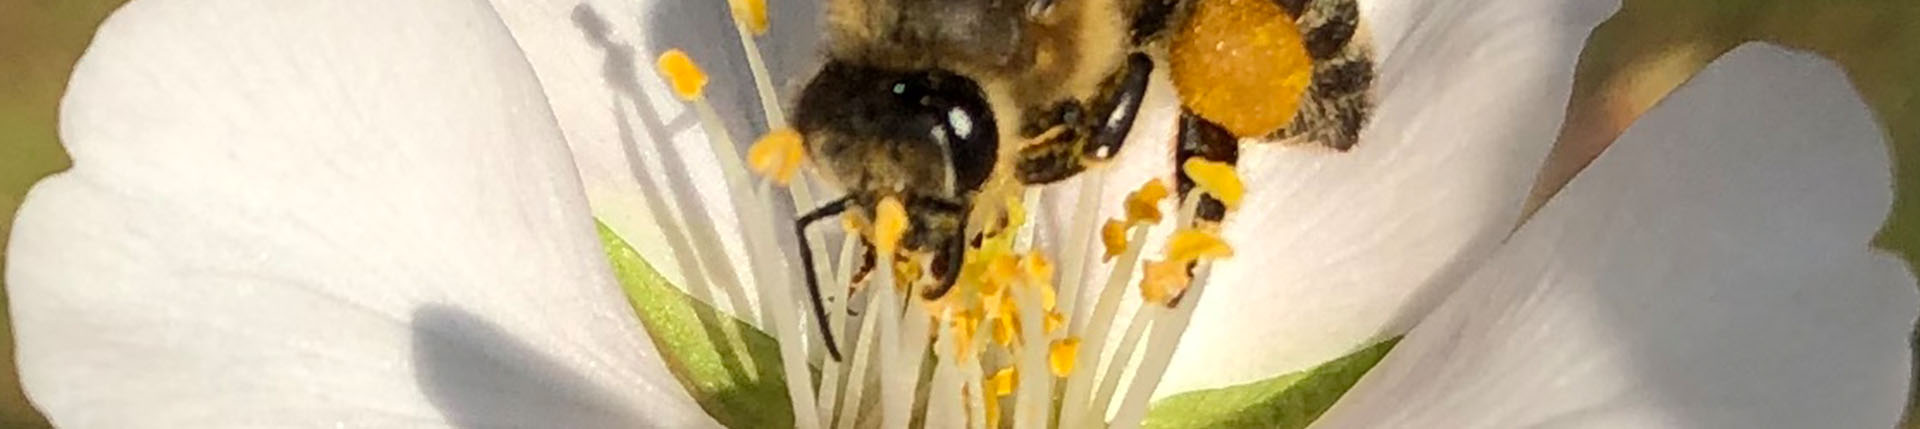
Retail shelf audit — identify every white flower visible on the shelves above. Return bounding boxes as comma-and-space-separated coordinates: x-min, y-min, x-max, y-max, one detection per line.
5, 0, 1911, 428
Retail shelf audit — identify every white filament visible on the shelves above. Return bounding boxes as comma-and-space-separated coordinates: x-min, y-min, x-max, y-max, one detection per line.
1054, 174, 1107, 325
691, 98, 822, 429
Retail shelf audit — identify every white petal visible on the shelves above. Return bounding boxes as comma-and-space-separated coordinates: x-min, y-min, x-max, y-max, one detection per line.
1043, 0, 1623, 397
486, 0, 825, 325
1314, 43, 1915, 428
6, 0, 714, 427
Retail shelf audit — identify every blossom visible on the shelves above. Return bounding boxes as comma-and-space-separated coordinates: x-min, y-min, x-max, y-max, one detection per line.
5, 0, 1911, 428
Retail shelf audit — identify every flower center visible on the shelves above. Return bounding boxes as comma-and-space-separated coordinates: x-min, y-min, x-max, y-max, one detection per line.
650, 3, 1245, 427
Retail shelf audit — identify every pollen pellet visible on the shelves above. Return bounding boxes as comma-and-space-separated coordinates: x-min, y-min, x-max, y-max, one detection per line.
873, 197, 908, 255
1049, 338, 1081, 377
1124, 179, 1170, 225
748, 129, 805, 185
1166, 229, 1235, 262
1101, 220, 1129, 261
1183, 159, 1245, 209
656, 50, 708, 101
1169, 0, 1312, 137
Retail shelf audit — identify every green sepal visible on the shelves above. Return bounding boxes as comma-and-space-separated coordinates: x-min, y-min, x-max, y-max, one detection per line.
1144, 338, 1400, 429
598, 221, 793, 429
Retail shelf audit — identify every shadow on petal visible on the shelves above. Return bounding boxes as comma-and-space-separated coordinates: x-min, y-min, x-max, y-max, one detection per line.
572, 2, 769, 331
414, 306, 648, 428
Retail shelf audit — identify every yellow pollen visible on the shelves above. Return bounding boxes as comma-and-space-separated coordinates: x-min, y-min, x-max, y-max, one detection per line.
747, 129, 805, 185
1101, 219, 1129, 261
730, 0, 769, 34
1124, 178, 1171, 225
990, 367, 1019, 397
656, 50, 707, 101
1001, 195, 1029, 236
1039, 280, 1058, 311
1140, 259, 1192, 306
1166, 228, 1235, 262
873, 197, 908, 256
1049, 338, 1081, 377
1023, 253, 1055, 297
893, 256, 922, 293
950, 310, 981, 360
1183, 159, 1245, 209
984, 253, 1020, 297
841, 212, 869, 235
1045, 310, 1065, 334
992, 308, 1018, 346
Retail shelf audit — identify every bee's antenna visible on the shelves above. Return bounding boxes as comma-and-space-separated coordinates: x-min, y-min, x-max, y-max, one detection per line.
796, 196, 854, 361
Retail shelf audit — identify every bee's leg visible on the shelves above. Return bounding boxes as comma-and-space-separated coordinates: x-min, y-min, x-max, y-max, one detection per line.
850, 241, 877, 287
844, 243, 873, 318
1176, 111, 1239, 226
795, 196, 854, 361
1015, 53, 1155, 184
1269, 0, 1374, 151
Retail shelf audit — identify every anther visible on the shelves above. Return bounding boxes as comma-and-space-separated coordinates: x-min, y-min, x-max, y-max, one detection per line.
1182, 159, 1244, 209
748, 129, 806, 185
656, 50, 707, 101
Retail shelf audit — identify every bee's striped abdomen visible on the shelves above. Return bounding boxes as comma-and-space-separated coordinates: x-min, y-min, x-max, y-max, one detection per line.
1272, 0, 1375, 150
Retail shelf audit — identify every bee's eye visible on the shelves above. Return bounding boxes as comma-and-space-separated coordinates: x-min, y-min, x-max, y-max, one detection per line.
793, 62, 999, 193
888, 72, 998, 192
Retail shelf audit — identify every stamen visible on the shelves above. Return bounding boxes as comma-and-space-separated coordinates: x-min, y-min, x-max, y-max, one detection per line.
874, 275, 909, 428
1111, 264, 1216, 429
1054, 173, 1107, 326
1182, 159, 1245, 209
1049, 338, 1081, 377
1101, 220, 1130, 261
1058, 222, 1151, 429
1139, 259, 1192, 307
657, 51, 821, 427
990, 367, 1020, 398
721, 1, 846, 372
1089, 306, 1158, 422
727, 0, 769, 35
657, 50, 707, 100
1015, 188, 1043, 250
925, 322, 966, 428
963, 330, 991, 429
1060, 179, 1168, 428
835, 269, 887, 429
874, 197, 908, 255
1111, 194, 1226, 429
1165, 229, 1235, 262
814, 236, 861, 426
986, 366, 1018, 428
748, 129, 805, 185
1123, 179, 1171, 224
887, 290, 935, 429
1012, 261, 1054, 429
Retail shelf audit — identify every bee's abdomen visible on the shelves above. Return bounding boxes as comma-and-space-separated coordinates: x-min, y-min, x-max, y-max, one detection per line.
1271, 0, 1375, 151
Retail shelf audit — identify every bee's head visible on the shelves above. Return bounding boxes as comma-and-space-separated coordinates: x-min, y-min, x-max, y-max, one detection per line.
792, 61, 999, 199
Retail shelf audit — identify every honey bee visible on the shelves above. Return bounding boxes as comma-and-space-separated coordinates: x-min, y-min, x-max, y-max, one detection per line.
789, 0, 1375, 359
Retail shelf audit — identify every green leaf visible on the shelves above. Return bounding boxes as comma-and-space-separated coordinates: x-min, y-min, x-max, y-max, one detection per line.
597, 221, 793, 429
1143, 338, 1399, 429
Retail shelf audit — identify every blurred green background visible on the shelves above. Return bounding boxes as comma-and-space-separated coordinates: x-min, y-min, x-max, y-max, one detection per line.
1, 0, 1915, 427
